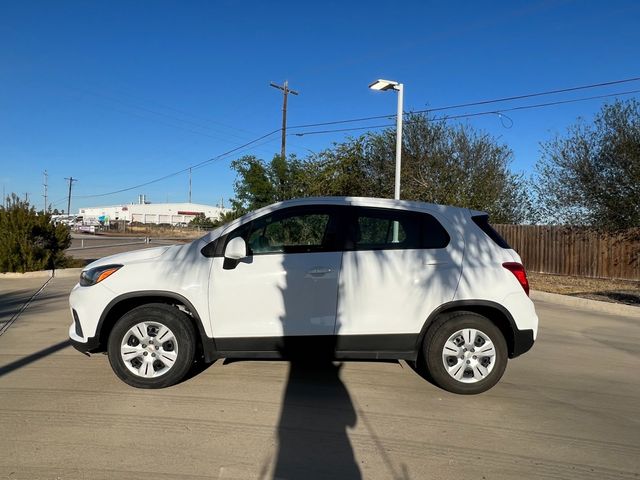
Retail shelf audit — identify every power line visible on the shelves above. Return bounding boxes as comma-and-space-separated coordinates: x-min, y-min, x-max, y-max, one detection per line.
75, 129, 281, 199
72, 79, 640, 200
423, 76, 640, 112
292, 88, 640, 136
446, 88, 640, 117
287, 75, 640, 130
66, 84, 269, 146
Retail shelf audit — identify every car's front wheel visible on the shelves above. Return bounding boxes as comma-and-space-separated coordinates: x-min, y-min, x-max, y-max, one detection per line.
107, 303, 196, 388
423, 311, 508, 394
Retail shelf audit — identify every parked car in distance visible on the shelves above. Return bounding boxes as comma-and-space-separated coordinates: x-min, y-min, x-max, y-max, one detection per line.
68, 197, 537, 394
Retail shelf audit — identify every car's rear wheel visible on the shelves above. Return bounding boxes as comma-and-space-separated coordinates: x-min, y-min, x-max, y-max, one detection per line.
107, 303, 196, 388
423, 311, 507, 394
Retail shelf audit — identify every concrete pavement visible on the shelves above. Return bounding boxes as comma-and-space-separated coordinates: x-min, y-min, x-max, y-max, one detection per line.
0, 276, 638, 479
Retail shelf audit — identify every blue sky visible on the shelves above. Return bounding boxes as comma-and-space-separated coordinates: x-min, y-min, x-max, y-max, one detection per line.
1, 0, 639, 212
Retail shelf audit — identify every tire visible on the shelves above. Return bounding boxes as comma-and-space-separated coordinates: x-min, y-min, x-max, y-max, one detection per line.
107, 303, 197, 389
423, 311, 508, 395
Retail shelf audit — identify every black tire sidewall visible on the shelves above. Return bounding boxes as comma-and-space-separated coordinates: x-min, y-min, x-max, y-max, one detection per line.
424, 312, 508, 395
107, 304, 196, 389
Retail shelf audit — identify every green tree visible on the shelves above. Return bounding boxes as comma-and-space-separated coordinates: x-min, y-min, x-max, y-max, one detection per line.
230, 155, 306, 211
211, 209, 243, 227
231, 114, 531, 223
0, 194, 72, 272
535, 99, 640, 230
392, 114, 531, 223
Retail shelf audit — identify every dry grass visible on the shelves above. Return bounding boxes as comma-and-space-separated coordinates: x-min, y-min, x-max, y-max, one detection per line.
528, 272, 640, 306
100, 228, 205, 240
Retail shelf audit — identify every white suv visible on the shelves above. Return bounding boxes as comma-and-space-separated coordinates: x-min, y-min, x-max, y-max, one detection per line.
69, 197, 537, 394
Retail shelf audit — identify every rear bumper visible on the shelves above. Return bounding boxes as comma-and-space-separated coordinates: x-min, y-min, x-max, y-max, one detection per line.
511, 328, 535, 358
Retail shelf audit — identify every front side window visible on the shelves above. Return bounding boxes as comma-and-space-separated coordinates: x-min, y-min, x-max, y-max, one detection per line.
224, 207, 342, 255
248, 212, 330, 254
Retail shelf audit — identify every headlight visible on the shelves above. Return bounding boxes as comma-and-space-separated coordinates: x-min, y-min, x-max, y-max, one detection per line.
80, 264, 123, 286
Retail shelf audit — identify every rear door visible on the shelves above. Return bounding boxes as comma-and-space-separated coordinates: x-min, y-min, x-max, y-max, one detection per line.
336, 207, 463, 339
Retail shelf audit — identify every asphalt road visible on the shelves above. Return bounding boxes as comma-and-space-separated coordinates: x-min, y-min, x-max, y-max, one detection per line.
0, 275, 638, 480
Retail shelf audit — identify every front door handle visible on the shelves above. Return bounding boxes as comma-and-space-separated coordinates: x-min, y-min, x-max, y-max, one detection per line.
306, 267, 333, 277
424, 261, 449, 266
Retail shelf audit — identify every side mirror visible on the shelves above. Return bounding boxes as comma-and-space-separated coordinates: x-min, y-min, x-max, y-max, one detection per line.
224, 237, 247, 260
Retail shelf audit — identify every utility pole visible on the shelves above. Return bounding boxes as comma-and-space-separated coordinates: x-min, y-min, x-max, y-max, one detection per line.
188, 167, 192, 203
65, 177, 77, 216
270, 80, 299, 160
43, 170, 48, 212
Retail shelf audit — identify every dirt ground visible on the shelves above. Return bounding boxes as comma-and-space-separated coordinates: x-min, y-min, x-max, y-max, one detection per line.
528, 272, 640, 306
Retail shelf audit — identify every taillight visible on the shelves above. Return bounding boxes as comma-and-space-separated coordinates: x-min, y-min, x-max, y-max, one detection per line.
502, 262, 530, 296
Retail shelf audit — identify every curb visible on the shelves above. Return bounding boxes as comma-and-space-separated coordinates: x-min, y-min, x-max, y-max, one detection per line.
53, 268, 84, 278
0, 268, 83, 280
0, 270, 53, 279
531, 290, 639, 317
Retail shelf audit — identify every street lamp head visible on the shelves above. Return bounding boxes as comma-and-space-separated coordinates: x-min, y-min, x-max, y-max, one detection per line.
369, 79, 399, 91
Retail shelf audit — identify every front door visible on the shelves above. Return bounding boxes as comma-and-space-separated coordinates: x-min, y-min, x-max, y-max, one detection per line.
209, 206, 345, 345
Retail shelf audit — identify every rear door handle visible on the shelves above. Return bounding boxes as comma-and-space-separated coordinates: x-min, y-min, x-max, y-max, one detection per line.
306, 267, 333, 277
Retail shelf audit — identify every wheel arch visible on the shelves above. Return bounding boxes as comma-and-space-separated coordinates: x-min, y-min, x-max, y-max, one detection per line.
417, 300, 521, 359
96, 291, 216, 362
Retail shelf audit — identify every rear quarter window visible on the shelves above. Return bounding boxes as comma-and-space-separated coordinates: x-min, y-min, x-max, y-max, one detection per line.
471, 215, 511, 249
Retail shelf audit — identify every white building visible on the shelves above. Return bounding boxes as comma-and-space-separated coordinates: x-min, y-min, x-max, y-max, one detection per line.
78, 201, 230, 226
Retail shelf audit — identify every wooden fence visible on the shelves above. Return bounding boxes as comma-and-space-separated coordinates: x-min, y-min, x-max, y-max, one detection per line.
493, 225, 640, 281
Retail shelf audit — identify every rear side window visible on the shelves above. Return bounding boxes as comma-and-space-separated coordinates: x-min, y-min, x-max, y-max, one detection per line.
472, 215, 511, 249
350, 208, 450, 250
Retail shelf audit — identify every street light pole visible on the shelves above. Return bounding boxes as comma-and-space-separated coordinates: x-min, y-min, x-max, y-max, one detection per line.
393, 83, 403, 201
368, 79, 404, 200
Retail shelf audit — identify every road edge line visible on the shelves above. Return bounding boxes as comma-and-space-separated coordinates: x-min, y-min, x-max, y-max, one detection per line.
0, 272, 54, 336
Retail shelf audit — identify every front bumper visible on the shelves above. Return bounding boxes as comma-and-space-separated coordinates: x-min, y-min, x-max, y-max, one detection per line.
69, 335, 101, 355
68, 281, 115, 347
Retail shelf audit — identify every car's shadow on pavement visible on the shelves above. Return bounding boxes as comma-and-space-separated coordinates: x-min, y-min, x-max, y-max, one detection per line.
180, 357, 217, 383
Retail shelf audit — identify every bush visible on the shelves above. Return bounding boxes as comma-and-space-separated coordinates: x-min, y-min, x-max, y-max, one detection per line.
189, 213, 216, 229
0, 194, 72, 272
